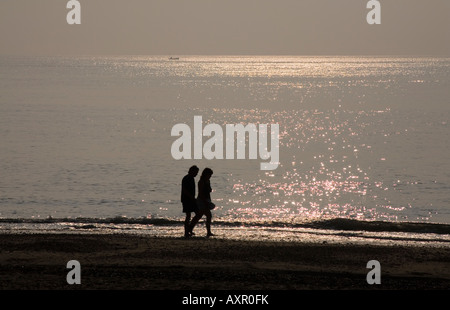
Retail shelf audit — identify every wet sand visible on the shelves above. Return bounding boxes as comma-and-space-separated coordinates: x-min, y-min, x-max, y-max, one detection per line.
0, 233, 449, 290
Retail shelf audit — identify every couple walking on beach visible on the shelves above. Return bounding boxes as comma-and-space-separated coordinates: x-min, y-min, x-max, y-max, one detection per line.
181, 165, 215, 238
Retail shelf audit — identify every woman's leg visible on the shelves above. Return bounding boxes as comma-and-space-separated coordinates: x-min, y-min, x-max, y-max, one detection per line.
205, 209, 213, 236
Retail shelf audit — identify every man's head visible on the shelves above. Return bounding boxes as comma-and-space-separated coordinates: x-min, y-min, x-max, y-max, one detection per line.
188, 165, 199, 177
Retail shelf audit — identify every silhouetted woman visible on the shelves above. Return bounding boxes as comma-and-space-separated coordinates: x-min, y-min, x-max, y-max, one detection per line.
188, 168, 214, 237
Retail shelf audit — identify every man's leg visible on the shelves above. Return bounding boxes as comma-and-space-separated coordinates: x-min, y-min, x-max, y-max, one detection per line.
184, 212, 191, 237
188, 211, 203, 235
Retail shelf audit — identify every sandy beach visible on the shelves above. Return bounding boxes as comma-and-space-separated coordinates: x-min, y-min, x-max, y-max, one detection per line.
0, 232, 449, 291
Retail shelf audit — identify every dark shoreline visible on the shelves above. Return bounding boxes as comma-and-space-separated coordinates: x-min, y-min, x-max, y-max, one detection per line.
2, 217, 450, 234
0, 232, 449, 290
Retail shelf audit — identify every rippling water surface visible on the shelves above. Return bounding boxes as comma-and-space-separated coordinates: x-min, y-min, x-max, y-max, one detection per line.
1, 56, 449, 227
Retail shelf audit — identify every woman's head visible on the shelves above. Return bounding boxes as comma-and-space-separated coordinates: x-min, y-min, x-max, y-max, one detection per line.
201, 168, 213, 180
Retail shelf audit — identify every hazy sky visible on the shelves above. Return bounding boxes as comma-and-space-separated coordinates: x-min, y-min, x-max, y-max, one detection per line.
1, 0, 449, 56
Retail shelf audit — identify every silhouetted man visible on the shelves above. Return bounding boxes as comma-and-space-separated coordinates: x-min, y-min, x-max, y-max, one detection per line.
181, 165, 199, 237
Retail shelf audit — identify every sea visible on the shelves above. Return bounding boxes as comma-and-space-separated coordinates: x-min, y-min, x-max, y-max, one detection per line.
1, 55, 450, 246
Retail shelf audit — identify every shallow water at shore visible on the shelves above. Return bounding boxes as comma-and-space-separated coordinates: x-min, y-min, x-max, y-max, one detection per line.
2, 217, 450, 248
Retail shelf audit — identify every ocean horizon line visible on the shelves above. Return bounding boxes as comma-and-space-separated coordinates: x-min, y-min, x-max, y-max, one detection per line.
2, 54, 450, 58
